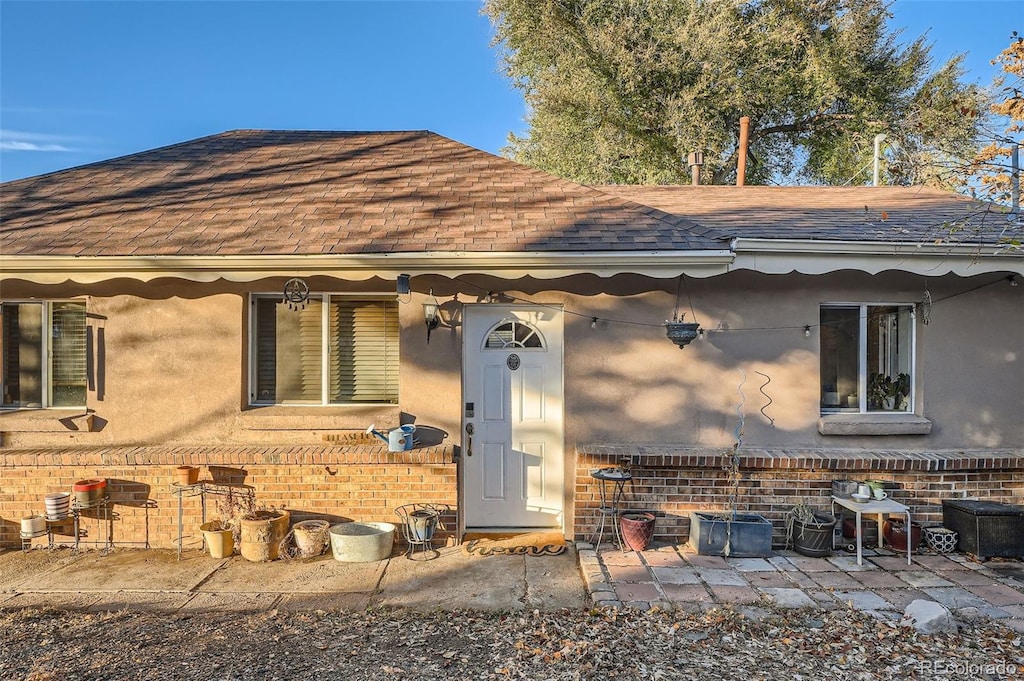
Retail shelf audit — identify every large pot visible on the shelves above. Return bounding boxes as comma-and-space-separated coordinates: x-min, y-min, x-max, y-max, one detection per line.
792, 512, 838, 557
329, 522, 395, 562
619, 512, 656, 551
200, 521, 235, 559
883, 517, 922, 552
240, 510, 290, 562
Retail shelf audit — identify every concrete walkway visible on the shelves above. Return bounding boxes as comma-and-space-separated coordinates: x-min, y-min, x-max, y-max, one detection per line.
580, 542, 1024, 631
3, 541, 1024, 633
0, 544, 586, 613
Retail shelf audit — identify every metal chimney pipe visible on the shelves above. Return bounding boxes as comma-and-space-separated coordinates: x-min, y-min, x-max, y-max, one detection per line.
687, 151, 704, 186
736, 117, 749, 186
873, 134, 887, 186
1012, 143, 1020, 213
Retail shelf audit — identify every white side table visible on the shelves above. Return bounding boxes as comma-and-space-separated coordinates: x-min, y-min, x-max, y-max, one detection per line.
831, 495, 912, 566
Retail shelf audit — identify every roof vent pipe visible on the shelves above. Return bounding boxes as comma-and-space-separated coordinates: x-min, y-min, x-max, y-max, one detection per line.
736, 117, 749, 187
873, 134, 887, 186
1012, 143, 1020, 214
687, 151, 704, 186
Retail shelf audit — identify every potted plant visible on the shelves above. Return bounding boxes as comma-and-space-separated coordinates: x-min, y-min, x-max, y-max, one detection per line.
198, 485, 254, 559
786, 502, 838, 557
868, 373, 910, 410
240, 506, 290, 562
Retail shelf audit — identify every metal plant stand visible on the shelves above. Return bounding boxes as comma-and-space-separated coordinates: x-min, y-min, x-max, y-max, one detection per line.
73, 497, 113, 554
395, 503, 446, 560
589, 467, 633, 552
171, 482, 255, 560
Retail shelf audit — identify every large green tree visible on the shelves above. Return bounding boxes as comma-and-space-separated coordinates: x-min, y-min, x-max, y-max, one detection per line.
485, 0, 987, 186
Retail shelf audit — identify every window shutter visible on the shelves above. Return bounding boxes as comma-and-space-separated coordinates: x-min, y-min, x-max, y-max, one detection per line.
330, 300, 398, 403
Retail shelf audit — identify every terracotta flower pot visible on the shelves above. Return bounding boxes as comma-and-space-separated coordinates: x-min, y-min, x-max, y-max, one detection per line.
175, 466, 200, 485
619, 512, 656, 551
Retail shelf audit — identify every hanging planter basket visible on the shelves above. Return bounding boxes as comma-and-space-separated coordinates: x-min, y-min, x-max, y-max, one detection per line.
665, 321, 701, 349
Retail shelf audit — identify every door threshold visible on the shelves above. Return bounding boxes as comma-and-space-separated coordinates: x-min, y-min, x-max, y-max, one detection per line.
463, 526, 564, 537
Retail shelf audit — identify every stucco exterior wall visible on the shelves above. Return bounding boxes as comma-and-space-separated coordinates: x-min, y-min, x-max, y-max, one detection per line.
1, 270, 1021, 451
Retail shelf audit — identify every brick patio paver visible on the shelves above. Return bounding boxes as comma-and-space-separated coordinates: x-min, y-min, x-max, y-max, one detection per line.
698, 568, 748, 587
850, 571, 908, 589
869, 556, 916, 571
708, 585, 761, 605
826, 555, 878, 572
605, 563, 653, 583
641, 550, 687, 568
768, 556, 799, 571
809, 572, 862, 590
745, 571, 798, 589
874, 588, 929, 610
759, 588, 816, 609
896, 571, 955, 589
942, 570, 999, 587
786, 557, 838, 572
726, 558, 775, 572
965, 583, 1024, 607
912, 555, 963, 571
682, 553, 729, 569
600, 550, 643, 566
921, 587, 991, 609
650, 566, 701, 585
613, 582, 662, 603
659, 583, 714, 606
833, 590, 891, 611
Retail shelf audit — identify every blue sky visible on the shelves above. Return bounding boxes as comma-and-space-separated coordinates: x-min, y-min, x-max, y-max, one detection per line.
0, 0, 1018, 182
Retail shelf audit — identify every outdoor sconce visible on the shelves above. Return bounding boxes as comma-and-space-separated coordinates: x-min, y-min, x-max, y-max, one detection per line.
423, 290, 440, 344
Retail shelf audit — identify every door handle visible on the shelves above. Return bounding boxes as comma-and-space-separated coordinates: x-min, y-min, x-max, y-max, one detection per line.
465, 423, 474, 457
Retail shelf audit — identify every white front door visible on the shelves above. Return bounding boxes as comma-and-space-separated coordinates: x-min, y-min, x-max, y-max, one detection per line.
462, 305, 564, 530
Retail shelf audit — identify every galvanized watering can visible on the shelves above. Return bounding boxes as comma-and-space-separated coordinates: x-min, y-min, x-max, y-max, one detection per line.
366, 424, 416, 452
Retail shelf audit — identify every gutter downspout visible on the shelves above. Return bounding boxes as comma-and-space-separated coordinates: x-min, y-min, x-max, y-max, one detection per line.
736, 117, 749, 186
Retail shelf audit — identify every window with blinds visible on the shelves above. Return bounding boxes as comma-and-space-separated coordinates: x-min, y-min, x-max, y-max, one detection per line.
252, 295, 398, 405
1, 301, 86, 408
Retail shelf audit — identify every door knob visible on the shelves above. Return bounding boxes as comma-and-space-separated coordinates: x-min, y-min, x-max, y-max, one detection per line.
465, 423, 474, 457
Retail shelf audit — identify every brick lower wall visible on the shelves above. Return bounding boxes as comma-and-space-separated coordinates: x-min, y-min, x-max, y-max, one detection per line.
0, 445, 457, 550
575, 446, 1024, 548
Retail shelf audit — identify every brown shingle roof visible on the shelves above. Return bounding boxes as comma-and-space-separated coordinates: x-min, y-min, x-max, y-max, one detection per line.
0, 130, 721, 256
594, 185, 1019, 246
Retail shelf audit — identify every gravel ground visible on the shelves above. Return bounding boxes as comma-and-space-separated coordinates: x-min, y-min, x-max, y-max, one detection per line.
2, 605, 1022, 680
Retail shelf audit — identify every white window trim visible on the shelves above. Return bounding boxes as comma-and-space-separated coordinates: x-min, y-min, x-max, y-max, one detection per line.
0, 299, 87, 410
820, 301, 917, 416
247, 292, 398, 407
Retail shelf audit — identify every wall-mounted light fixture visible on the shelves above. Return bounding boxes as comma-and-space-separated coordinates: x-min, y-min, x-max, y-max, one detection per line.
423, 289, 440, 344
804, 325, 811, 337
1010, 275, 1019, 288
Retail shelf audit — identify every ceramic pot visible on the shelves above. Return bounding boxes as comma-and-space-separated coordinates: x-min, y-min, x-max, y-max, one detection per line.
619, 512, 656, 551
292, 519, 330, 557
883, 517, 922, 551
